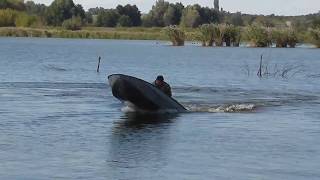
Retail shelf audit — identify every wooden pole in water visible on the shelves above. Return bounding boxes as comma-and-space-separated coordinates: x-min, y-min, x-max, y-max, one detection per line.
257, 54, 263, 78
97, 56, 101, 73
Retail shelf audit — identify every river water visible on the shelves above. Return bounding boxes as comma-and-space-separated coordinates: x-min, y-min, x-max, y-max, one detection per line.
0, 37, 320, 179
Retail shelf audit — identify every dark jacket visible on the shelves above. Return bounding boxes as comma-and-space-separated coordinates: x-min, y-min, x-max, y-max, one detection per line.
153, 81, 172, 97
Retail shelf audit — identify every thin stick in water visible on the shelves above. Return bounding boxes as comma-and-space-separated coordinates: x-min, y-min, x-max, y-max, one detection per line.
257, 54, 263, 78
97, 56, 101, 73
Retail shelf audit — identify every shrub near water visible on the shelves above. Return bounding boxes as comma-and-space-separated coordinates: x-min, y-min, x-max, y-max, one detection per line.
224, 24, 241, 47
309, 28, 320, 48
0, 9, 41, 27
197, 24, 215, 46
246, 25, 271, 47
163, 25, 185, 46
213, 24, 226, 46
15, 13, 38, 27
62, 16, 82, 30
0, 9, 17, 26
271, 28, 298, 48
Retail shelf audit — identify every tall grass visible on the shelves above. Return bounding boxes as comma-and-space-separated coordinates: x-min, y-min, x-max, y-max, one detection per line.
212, 24, 226, 46
271, 28, 298, 48
224, 25, 241, 47
197, 24, 215, 46
163, 25, 185, 46
0, 9, 41, 27
246, 25, 271, 47
309, 28, 320, 48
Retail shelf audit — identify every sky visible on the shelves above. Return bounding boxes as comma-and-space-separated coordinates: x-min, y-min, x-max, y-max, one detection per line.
32, 0, 320, 16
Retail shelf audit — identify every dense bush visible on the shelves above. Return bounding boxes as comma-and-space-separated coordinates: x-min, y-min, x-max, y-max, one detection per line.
309, 28, 320, 48
0, 0, 25, 11
15, 13, 38, 27
117, 15, 132, 27
224, 24, 241, 46
96, 9, 119, 27
0, 9, 40, 27
62, 16, 82, 30
116, 4, 141, 26
271, 28, 298, 48
0, 8, 17, 26
163, 25, 185, 46
246, 25, 271, 47
212, 24, 226, 46
45, 0, 85, 26
180, 6, 201, 28
197, 23, 215, 46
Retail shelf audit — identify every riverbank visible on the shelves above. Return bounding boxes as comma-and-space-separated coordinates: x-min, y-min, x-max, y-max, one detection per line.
0, 27, 317, 48
0, 27, 166, 40
0, 27, 200, 41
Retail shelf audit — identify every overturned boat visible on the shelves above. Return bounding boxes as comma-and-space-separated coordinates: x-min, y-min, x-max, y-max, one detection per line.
108, 74, 186, 113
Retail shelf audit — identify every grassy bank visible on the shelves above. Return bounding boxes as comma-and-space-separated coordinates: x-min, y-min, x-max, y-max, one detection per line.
0, 27, 169, 40
0, 26, 317, 47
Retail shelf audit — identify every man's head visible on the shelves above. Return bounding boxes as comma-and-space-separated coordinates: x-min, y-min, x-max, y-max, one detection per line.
155, 75, 164, 85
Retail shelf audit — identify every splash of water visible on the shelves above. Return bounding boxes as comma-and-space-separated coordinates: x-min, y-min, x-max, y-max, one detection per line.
185, 103, 257, 113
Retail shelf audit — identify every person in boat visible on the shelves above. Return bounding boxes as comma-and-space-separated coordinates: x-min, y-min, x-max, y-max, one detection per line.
153, 75, 172, 97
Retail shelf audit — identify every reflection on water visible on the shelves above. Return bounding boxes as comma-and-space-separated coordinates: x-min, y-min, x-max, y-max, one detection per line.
107, 113, 179, 177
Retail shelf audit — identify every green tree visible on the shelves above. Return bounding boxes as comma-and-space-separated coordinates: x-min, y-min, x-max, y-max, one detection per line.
141, 14, 153, 27
96, 9, 119, 27
15, 12, 38, 27
45, 0, 85, 26
62, 16, 82, 30
0, 8, 17, 26
0, 0, 25, 11
117, 15, 132, 27
25, 1, 46, 16
180, 6, 201, 28
116, 4, 141, 26
148, 0, 170, 26
163, 5, 175, 26
230, 12, 244, 26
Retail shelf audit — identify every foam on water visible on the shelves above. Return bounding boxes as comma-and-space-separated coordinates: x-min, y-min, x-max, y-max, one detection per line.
185, 103, 257, 113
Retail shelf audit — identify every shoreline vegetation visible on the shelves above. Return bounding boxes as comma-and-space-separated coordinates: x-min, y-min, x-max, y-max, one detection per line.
1, 0, 320, 47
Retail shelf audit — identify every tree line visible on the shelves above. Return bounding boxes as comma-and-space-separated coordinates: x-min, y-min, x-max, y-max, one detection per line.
0, 0, 320, 31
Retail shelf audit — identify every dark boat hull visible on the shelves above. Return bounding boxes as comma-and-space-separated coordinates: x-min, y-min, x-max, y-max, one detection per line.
108, 74, 186, 112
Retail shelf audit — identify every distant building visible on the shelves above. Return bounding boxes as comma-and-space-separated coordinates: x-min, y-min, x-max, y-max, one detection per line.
214, 0, 219, 11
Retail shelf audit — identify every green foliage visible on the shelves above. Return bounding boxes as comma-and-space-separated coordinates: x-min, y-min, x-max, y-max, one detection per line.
312, 17, 320, 29
0, 8, 40, 27
0, 0, 25, 11
271, 28, 298, 48
0, 8, 17, 26
246, 25, 271, 47
272, 29, 288, 47
25, 1, 46, 16
197, 23, 214, 46
287, 29, 298, 48
309, 28, 320, 48
229, 12, 244, 26
142, 1, 185, 27
116, 4, 141, 26
15, 12, 38, 27
162, 3, 184, 26
141, 14, 153, 27
212, 24, 226, 46
148, 0, 170, 26
180, 6, 201, 28
62, 16, 82, 30
96, 9, 119, 27
224, 24, 241, 46
117, 15, 132, 27
45, 0, 85, 26
163, 25, 185, 46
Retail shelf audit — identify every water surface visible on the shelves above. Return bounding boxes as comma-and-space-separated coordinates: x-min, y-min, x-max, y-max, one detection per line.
0, 37, 320, 179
